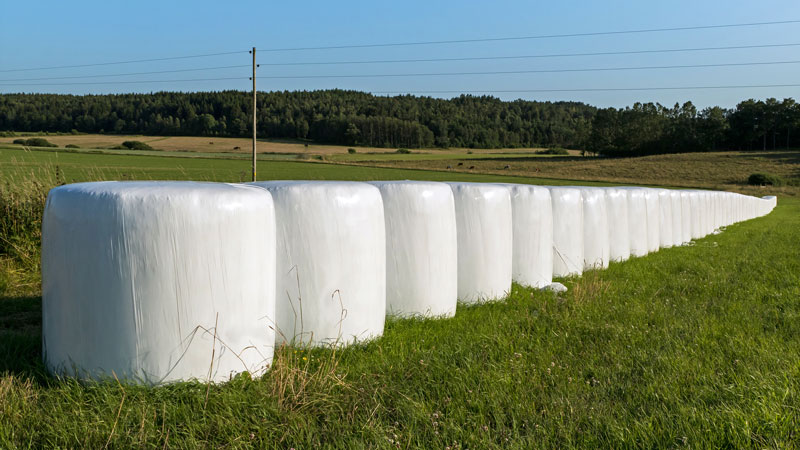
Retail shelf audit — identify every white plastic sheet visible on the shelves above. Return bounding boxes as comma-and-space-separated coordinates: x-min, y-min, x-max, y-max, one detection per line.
547, 187, 584, 277
572, 187, 610, 270
603, 188, 631, 262
679, 191, 692, 244
42, 181, 276, 384
689, 191, 704, 239
655, 189, 673, 248
497, 184, 553, 288
669, 190, 683, 246
643, 188, 661, 252
619, 187, 648, 257
762, 195, 777, 214
700, 191, 711, 236
252, 181, 385, 346
369, 181, 458, 317
448, 183, 513, 302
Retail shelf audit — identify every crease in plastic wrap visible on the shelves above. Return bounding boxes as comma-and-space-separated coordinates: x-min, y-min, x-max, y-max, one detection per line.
547, 187, 584, 277
496, 184, 553, 288
603, 188, 630, 262
447, 183, 512, 302
369, 181, 457, 317
655, 189, 674, 248
619, 187, 648, 257
251, 181, 386, 346
571, 187, 610, 270
42, 181, 276, 384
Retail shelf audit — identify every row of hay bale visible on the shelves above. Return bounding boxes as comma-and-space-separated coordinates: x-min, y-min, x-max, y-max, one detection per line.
41, 181, 776, 384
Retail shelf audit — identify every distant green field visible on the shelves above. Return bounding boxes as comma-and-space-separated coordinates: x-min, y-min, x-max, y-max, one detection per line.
0, 146, 601, 186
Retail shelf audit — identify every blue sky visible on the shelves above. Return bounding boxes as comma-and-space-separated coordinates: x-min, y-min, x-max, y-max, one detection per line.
1, 0, 799, 108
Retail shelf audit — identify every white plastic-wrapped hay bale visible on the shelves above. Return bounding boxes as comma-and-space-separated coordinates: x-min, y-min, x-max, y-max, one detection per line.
42, 181, 276, 384
447, 183, 512, 302
571, 187, 610, 270
689, 191, 704, 239
720, 192, 730, 226
251, 181, 385, 346
643, 188, 661, 252
603, 187, 630, 262
619, 187, 648, 257
497, 184, 553, 288
703, 191, 713, 234
713, 191, 723, 230
707, 191, 716, 231
547, 187, 584, 277
763, 195, 777, 214
679, 191, 692, 244
369, 181, 457, 317
655, 189, 673, 249
669, 190, 683, 246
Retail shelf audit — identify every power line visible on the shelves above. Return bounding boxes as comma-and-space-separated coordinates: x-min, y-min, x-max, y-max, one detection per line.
257, 20, 800, 52
0, 65, 251, 82
254, 59, 800, 79
2, 81, 797, 94
258, 42, 800, 66
0, 77, 247, 86
371, 84, 800, 94
0, 50, 248, 73
4, 59, 799, 86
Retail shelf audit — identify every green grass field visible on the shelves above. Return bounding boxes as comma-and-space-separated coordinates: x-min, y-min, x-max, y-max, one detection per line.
0, 146, 599, 186
1, 145, 797, 448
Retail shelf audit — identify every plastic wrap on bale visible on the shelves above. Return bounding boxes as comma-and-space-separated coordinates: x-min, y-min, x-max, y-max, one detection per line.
679, 191, 692, 244
642, 188, 661, 253
712, 191, 722, 231
655, 189, 673, 249
618, 187, 648, 257
707, 192, 717, 231
688, 191, 704, 239
669, 190, 683, 246
447, 183, 512, 302
762, 196, 777, 214
603, 188, 631, 262
495, 184, 553, 288
251, 181, 385, 346
42, 182, 276, 384
547, 187, 584, 277
571, 187, 610, 270
369, 181, 457, 317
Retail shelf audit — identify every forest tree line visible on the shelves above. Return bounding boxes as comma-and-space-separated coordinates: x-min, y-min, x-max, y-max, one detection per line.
0, 91, 798, 155
587, 98, 800, 156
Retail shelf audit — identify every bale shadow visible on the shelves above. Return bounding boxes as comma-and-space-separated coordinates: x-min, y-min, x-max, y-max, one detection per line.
0, 295, 47, 379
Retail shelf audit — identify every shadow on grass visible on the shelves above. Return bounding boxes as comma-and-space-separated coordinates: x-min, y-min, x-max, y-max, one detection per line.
0, 295, 47, 380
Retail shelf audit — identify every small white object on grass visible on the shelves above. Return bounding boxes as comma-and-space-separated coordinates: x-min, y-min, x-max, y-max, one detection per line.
543, 282, 568, 294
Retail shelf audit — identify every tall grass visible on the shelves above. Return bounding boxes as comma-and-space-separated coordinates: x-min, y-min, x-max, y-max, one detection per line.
0, 171, 53, 296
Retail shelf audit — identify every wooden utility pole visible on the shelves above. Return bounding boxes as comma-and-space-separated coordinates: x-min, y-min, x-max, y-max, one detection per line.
251, 46, 257, 182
